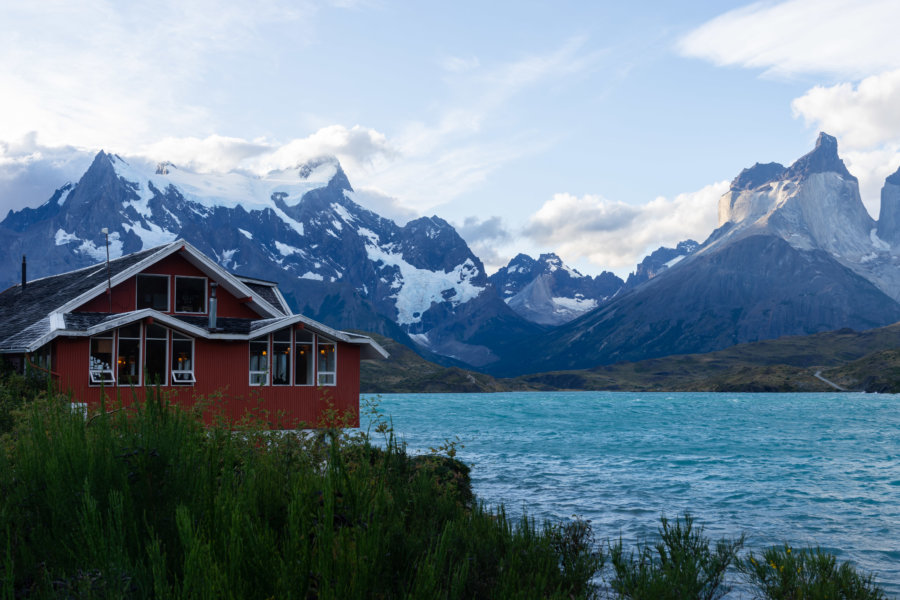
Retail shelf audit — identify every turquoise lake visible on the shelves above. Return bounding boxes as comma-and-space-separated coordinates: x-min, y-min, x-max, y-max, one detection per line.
361, 392, 900, 595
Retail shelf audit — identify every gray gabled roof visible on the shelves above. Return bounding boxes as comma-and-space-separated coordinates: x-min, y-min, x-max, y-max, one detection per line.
0, 245, 163, 350
0, 241, 387, 360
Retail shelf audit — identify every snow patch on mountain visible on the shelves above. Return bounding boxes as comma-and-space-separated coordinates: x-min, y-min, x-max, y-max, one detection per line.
122, 222, 178, 248
55, 229, 79, 246
331, 203, 355, 224
551, 296, 597, 313
665, 255, 685, 268
274, 241, 303, 257
58, 187, 74, 206
364, 241, 485, 324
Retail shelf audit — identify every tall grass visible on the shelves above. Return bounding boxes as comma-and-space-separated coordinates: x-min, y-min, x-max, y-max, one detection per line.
0, 384, 600, 599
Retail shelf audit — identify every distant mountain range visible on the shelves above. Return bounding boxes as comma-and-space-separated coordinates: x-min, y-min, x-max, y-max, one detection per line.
488, 133, 900, 375
3, 132, 900, 377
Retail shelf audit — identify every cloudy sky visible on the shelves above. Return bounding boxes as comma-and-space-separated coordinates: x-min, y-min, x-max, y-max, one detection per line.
2, 0, 900, 277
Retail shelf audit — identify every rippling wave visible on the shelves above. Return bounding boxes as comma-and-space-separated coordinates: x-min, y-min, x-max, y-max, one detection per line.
362, 392, 900, 595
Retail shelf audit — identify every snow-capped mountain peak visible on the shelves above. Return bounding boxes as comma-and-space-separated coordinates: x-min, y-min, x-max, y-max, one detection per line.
0, 149, 522, 368
489, 252, 623, 326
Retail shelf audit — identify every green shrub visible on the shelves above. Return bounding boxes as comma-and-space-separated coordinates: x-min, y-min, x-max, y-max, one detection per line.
608, 513, 744, 600
0, 388, 602, 599
739, 544, 886, 600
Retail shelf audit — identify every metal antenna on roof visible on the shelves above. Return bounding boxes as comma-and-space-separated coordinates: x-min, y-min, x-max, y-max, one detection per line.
101, 228, 111, 313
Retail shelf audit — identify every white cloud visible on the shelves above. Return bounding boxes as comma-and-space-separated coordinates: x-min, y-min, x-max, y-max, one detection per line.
843, 147, 900, 218
524, 182, 728, 273
138, 126, 395, 175
0, 134, 95, 213
678, 0, 900, 78
345, 188, 418, 224
361, 38, 600, 214
0, 1, 311, 151
455, 216, 511, 272
791, 70, 900, 148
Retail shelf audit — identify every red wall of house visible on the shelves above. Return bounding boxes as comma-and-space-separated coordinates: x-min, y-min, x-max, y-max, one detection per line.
75, 252, 259, 319
52, 336, 361, 428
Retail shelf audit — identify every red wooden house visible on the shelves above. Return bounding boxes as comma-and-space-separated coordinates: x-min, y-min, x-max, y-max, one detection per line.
0, 240, 387, 428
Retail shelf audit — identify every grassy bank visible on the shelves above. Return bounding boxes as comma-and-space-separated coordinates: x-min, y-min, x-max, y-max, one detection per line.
0, 373, 889, 598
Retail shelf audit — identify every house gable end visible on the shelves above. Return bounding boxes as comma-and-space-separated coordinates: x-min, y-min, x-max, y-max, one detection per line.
74, 253, 260, 319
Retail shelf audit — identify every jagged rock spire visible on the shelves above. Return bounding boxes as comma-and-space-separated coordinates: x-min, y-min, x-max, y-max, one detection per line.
784, 132, 856, 181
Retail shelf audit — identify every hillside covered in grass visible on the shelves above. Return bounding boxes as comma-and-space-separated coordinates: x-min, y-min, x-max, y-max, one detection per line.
362, 323, 900, 393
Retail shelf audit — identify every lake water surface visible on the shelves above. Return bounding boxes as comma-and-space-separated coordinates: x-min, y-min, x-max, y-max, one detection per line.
361, 392, 900, 595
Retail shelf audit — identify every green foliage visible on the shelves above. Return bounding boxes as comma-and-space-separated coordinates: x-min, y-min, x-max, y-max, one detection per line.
608, 514, 744, 600
739, 544, 887, 600
0, 370, 52, 437
0, 387, 601, 599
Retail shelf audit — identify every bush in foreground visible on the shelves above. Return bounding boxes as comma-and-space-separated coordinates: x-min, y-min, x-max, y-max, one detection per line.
739, 544, 886, 600
0, 387, 601, 599
608, 513, 744, 600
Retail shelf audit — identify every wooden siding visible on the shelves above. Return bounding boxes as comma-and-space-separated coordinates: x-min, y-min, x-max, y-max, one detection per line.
52, 334, 361, 428
75, 252, 259, 319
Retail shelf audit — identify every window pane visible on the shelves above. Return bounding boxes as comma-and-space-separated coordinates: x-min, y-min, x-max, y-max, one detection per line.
137, 275, 168, 311
249, 339, 268, 385
147, 324, 167, 339
146, 339, 167, 385
295, 343, 313, 385
172, 340, 192, 372
273, 327, 291, 342
117, 338, 141, 385
272, 342, 291, 385
318, 343, 335, 373
175, 277, 206, 313
90, 337, 113, 372
119, 324, 140, 339
317, 340, 336, 386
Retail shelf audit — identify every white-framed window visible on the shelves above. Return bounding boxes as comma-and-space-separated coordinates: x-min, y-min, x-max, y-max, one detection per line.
89, 332, 115, 385
294, 330, 315, 386
317, 338, 336, 386
145, 323, 168, 386
117, 323, 142, 386
174, 276, 207, 314
171, 332, 196, 384
136, 274, 169, 311
272, 328, 292, 386
249, 336, 269, 386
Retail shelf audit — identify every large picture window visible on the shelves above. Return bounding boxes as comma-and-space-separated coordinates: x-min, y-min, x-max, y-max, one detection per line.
174, 276, 206, 313
89, 333, 115, 384
317, 338, 336, 386
117, 324, 141, 386
295, 330, 314, 386
272, 328, 291, 385
145, 324, 168, 386
249, 336, 269, 386
136, 274, 169, 311
171, 333, 195, 384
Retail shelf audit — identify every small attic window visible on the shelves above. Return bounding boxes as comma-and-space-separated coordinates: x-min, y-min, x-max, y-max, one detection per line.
137, 274, 169, 311
175, 276, 206, 314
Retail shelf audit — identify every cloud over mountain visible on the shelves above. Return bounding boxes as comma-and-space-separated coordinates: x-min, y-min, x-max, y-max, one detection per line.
524, 182, 725, 272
